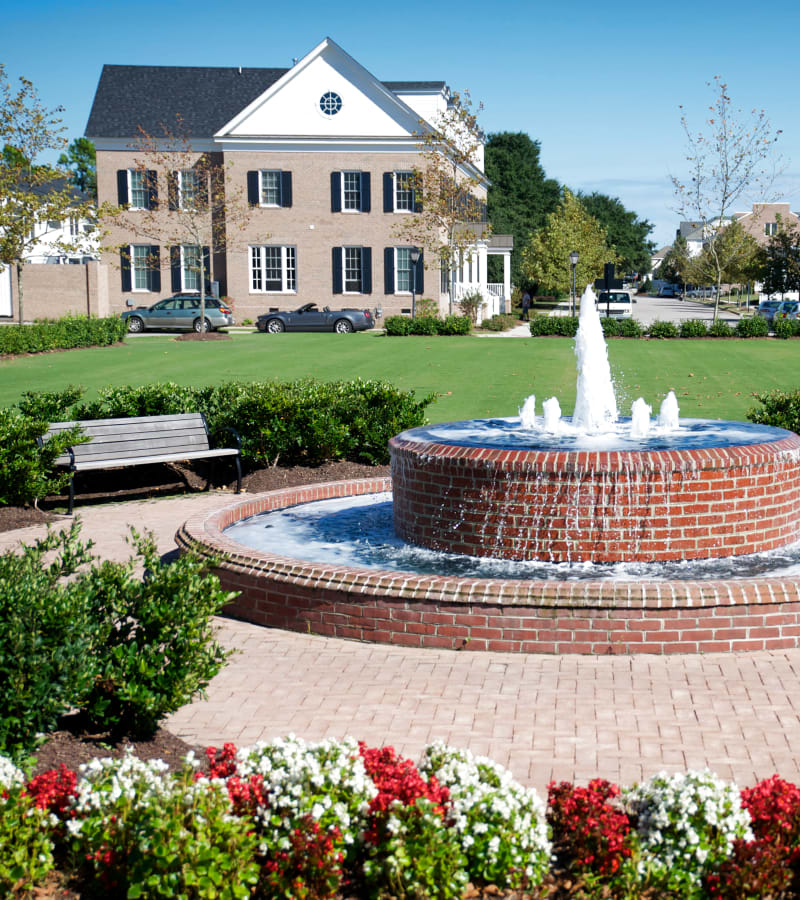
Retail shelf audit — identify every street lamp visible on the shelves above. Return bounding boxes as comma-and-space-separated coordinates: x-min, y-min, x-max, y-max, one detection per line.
409, 247, 421, 318
569, 251, 579, 317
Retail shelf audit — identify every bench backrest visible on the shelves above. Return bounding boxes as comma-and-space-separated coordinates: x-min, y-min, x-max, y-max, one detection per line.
46, 413, 212, 465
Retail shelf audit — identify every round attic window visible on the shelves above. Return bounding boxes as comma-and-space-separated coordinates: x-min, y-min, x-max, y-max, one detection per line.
319, 91, 342, 116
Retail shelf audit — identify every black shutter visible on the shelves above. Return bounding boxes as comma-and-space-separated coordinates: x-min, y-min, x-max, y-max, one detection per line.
247, 171, 260, 206
383, 172, 393, 212
281, 171, 292, 208
415, 251, 424, 294
384, 247, 395, 294
149, 246, 161, 292
332, 247, 342, 294
120, 247, 131, 291
170, 247, 181, 292
202, 246, 211, 292
330, 171, 341, 212
146, 170, 158, 210
361, 172, 371, 212
362, 247, 372, 294
117, 170, 129, 206
168, 172, 178, 211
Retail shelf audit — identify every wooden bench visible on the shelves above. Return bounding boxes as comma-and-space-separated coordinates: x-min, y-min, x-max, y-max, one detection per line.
42, 413, 242, 514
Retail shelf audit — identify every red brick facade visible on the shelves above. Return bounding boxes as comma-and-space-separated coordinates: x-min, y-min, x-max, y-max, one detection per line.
390, 435, 800, 563
177, 479, 800, 655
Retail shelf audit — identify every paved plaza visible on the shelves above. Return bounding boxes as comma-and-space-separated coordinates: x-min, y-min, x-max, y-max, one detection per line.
4, 491, 800, 794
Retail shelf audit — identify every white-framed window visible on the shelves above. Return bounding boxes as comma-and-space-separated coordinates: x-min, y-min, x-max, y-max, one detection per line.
250, 245, 297, 293
343, 171, 362, 211
131, 245, 152, 291
765, 222, 778, 236
344, 246, 363, 293
129, 170, 148, 209
178, 169, 200, 209
69, 217, 80, 237
395, 247, 413, 293
394, 172, 414, 211
181, 244, 201, 292
260, 171, 282, 206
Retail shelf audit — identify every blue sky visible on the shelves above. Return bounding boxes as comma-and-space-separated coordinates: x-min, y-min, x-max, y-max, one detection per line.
4, 0, 799, 249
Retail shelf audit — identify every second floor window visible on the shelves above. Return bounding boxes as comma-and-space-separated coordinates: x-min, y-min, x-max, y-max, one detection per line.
394, 172, 414, 211
765, 222, 778, 236
130, 170, 148, 209
343, 172, 362, 210
179, 169, 200, 209
261, 171, 282, 206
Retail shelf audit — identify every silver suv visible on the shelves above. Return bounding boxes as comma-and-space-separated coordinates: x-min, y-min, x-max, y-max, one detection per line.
121, 294, 235, 333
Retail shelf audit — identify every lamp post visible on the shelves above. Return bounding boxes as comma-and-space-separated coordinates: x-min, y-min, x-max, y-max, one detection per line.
409, 247, 421, 318
569, 250, 579, 317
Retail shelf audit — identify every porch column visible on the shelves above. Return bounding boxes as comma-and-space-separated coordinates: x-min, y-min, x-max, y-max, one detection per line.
503, 253, 511, 313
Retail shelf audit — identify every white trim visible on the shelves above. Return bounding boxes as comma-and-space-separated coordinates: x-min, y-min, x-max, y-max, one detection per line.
91, 137, 216, 153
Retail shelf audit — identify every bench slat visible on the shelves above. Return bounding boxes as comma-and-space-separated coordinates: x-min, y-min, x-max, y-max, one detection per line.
71, 448, 239, 472
48, 413, 206, 431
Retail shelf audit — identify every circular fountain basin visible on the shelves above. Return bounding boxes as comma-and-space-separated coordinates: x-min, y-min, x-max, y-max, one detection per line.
390, 418, 800, 564
178, 478, 800, 655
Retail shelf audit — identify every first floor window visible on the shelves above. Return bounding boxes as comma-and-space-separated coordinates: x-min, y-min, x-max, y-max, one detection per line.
344, 247, 363, 292
250, 245, 297, 292
132, 245, 152, 290
181, 245, 201, 292
395, 247, 413, 292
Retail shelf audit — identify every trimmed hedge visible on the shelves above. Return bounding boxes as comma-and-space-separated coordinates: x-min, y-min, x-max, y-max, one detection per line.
529, 315, 579, 337
384, 315, 471, 336
527, 314, 778, 340
0, 316, 127, 355
735, 316, 770, 338
1, 379, 436, 504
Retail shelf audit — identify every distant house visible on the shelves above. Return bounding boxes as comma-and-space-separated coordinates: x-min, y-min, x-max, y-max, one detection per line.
85, 37, 512, 323
733, 203, 800, 246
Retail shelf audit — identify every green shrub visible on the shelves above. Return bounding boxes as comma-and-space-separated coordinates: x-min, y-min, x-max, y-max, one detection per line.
647, 320, 679, 339
409, 315, 439, 336
773, 319, 794, 339
0, 315, 126, 356
457, 290, 485, 323
0, 523, 98, 758
16, 385, 86, 421
708, 319, 734, 337
617, 318, 643, 338
679, 319, 709, 338
384, 315, 413, 336
480, 314, 517, 332
529, 315, 578, 337
748, 389, 800, 434
437, 314, 471, 335
735, 315, 769, 338
0, 410, 86, 506
80, 530, 234, 737
601, 318, 620, 336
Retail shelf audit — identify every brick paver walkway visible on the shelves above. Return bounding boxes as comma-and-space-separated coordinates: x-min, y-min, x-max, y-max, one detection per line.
5, 491, 800, 794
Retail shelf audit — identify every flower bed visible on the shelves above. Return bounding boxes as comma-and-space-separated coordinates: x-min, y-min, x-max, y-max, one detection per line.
3, 737, 800, 898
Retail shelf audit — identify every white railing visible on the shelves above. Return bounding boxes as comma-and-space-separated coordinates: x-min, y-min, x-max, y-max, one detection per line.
486, 283, 506, 299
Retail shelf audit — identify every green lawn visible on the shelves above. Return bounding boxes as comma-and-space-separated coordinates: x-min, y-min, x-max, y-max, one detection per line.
1, 331, 797, 423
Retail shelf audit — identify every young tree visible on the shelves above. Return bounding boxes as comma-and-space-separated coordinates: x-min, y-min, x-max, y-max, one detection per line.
685, 219, 761, 300
672, 76, 783, 319
0, 65, 93, 323
392, 90, 489, 313
484, 132, 560, 286
577, 191, 655, 277
104, 117, 252, 337
520, 189, 617, 296
658, 233, 691, 286
58, 137, 97, 199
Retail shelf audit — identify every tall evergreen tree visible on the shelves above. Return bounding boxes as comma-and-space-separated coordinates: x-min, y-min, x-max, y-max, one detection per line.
577, 191, 655, 276
484, 132, 560, 286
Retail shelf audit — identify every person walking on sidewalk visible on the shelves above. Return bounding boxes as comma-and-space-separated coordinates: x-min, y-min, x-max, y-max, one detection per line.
521, 290, 532, 321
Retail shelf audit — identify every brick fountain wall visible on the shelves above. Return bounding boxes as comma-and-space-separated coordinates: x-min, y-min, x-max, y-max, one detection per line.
177, 477, 800, 655
390, 434, 800, 563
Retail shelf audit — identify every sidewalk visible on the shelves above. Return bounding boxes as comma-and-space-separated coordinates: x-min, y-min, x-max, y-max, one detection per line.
4, 492, 800, 794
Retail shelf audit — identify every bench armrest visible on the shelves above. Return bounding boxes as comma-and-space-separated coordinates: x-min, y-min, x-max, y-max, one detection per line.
212, 425, 242, 452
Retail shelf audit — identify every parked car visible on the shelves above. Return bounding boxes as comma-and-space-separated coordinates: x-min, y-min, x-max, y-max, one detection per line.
759, 299, 800, 323
685, 287, 714, 299
658, 284, 683, 298
257, 303, 375, 333
596, 290, 633, 319
121, 295, 234, 333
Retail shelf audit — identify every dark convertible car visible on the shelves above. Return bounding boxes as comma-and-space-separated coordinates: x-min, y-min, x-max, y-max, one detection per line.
256, 303, 374, 334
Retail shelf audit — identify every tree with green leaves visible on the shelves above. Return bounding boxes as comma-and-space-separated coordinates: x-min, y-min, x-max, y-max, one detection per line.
393, 90, 489, 313
520, 189, 617, 296
685, 219, 761, 299
577, 191, 655, 277
759, 216, 800, 299
672, 76, 783, 319
0, 65, 94, 323
58, 137, 96, 199
484, 132, 560, 286
658, 233, 691, 286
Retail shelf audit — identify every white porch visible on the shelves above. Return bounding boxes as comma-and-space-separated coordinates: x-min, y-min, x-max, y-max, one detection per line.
442, 233, 514, 323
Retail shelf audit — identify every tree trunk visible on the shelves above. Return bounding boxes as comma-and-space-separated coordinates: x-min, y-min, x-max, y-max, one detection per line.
16, 261, 24, 325
199, 257, 206, 340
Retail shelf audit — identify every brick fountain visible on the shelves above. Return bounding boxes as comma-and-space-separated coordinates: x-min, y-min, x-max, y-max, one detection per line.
178, 289, 800, 654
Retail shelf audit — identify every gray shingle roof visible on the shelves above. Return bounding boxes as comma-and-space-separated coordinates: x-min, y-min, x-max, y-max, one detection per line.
86, 66, 445, 139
